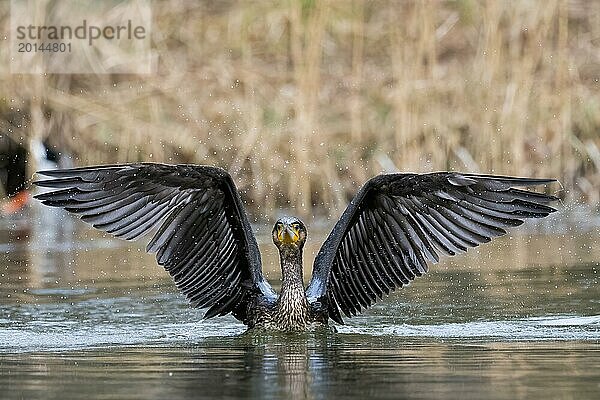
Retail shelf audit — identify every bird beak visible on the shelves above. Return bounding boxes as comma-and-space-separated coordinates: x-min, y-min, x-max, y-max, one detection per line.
279, 225, 299, 244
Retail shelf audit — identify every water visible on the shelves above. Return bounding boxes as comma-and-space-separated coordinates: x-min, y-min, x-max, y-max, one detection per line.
1, 206, 599, 399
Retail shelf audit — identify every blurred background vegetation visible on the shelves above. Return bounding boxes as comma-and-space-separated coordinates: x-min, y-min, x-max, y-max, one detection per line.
0, 0, 599, 218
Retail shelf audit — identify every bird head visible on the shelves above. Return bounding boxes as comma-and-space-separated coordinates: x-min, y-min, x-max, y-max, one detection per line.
272, 216, 307, 250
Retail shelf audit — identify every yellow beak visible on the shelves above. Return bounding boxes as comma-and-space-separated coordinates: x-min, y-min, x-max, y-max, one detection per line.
279, 226, 299, 244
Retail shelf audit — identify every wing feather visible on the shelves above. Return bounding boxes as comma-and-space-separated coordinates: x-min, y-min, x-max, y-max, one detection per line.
306, 172, 558, 322
34, 163, 276, 323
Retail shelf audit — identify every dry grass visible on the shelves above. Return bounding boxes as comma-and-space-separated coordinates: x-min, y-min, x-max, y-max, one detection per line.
1, 1, 600, 218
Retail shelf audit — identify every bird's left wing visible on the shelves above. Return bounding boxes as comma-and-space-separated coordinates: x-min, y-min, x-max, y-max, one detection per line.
34, 163, 277, 322
305, 172, 558, 324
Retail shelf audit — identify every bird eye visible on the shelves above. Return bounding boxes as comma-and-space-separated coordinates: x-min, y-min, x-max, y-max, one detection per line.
292, 223, 300, 230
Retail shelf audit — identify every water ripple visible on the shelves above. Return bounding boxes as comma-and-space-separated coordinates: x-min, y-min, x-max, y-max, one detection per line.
340, 315, 600, 341
0, 320, 245, 353
1, 314, 598, 353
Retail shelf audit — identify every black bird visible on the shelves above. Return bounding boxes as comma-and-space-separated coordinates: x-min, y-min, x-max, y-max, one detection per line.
0, 136, 68, 215
34, 163, 558, 331
0, 134, 28, 213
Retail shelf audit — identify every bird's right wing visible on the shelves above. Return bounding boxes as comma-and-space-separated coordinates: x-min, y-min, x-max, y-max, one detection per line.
34, 163, 277, 322
305, 172, 558, 324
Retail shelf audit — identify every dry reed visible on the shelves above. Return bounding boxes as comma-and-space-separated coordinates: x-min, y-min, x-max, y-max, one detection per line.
0, 1, 599, 219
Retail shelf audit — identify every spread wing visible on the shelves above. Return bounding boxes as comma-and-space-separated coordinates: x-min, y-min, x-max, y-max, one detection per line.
305, 172, 558, 324
34, 163, 277, 322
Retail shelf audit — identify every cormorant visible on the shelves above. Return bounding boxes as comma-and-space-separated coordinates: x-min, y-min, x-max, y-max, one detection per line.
0, 134, 28, 214
1, 136, 67, 215
34, 163, 558, 331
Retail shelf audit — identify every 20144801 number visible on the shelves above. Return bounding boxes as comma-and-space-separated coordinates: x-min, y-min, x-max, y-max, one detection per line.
17, 42, 72, 53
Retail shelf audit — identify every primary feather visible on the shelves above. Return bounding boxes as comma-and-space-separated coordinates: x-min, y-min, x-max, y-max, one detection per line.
306, 172, 557, 323
35, 163, 276, 323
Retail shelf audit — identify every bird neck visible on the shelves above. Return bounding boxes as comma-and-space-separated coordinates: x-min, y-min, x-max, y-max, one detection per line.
279, 246, 305, 290
275, 246, 309, 329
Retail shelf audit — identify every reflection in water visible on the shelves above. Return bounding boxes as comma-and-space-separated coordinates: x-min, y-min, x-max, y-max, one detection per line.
27, 203, 74, 285
235, 332, 333, 399
2, 336, 599, 399
0, 212, 599, 399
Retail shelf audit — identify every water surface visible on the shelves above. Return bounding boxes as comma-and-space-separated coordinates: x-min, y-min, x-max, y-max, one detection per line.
0, 206, 599, 399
